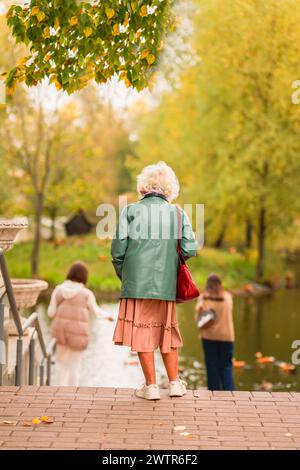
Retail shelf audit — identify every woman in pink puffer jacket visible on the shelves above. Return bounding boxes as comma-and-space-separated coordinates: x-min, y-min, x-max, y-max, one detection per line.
48, 261, 111, 386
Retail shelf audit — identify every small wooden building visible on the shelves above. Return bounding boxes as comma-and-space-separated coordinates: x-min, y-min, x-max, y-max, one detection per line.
65, 211, 93, 236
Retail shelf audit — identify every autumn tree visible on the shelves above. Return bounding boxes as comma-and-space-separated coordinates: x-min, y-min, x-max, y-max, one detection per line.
193, 0, 300, 279
135, 0, 300, 279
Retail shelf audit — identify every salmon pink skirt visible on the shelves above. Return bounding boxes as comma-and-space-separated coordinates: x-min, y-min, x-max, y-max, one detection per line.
113, 298, 183, 353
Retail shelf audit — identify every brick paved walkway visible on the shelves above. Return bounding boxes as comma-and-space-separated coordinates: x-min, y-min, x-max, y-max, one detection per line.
0, 386, 300, 450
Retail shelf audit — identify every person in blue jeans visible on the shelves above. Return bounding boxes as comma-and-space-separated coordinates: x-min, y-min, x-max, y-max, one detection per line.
195, 274, 235, 391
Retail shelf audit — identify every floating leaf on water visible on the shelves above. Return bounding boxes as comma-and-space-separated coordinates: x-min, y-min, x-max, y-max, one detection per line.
1, 420, 17, 426
21, 421, 33, 427
179, 431, 190, 436
174, 425, 186, 432
278, 362, 296, 373
285, 433, 293, 437
233, 358, 246, 368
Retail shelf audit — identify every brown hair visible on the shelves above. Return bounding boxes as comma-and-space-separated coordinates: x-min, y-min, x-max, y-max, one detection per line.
66, 261, 88, 285
204, 273, 224, 301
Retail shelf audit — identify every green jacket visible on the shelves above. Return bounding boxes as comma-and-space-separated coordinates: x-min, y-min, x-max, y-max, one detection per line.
111, 193, 197, 301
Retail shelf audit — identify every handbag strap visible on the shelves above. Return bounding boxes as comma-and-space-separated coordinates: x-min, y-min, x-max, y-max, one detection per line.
176, 206, 186, 267
176, 206, 181, 254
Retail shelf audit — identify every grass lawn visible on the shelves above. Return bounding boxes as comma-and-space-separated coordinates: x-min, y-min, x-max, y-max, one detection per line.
4, 234, 262, 297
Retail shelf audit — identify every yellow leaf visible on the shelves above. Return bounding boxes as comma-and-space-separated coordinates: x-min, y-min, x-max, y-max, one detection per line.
41, 415, 54, 424
124, 76, 131, 88
55, 80, 62, 91
17, 57, 28, 67
6, 81, 17, 96
43, 26, 50, 39
44, 52, 51, 62
30, 6, 39, 16
123, 12, 129, 27
69, 16, 78, 26
141, 50, 149, 59
84, 27, 93, 37
54, 17, 60, 29
37, 11, 46, 22
106, 8, 115, 20
140, 5, 148, 17
32, 418, 41, 425
112, 24, 119, 36
147, 54, 155, 65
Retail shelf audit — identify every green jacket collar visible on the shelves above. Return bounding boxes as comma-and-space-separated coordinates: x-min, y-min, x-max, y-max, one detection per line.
141, 192, 168, 202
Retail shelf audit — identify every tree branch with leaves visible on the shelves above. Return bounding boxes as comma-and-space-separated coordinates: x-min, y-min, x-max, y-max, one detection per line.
5, 0, 174, 94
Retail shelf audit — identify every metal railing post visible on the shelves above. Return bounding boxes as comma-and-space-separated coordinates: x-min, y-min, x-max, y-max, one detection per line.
0, 300, 5, 386
28, 337, 35, 385
46, 356, 51, 385
40, 363, 44, 386
15, 338, 23, 386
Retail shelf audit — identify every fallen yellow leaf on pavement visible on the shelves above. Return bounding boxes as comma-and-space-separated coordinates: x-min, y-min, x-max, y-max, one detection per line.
32, 418, 41, 425
41, 415, 54, 423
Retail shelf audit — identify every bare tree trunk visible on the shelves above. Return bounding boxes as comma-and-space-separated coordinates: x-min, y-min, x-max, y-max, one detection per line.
256, 207, 266, 280
245, 218, 253, 249
213, 223, 227, 249
31, 192, 44, 276
49, 207, 57, 242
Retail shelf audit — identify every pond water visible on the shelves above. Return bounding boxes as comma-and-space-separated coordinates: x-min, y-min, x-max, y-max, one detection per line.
179, 289, 300, 391
37, 289, 300, 392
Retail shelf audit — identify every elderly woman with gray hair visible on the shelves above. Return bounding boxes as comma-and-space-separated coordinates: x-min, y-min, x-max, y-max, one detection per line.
111, 161, 197, 400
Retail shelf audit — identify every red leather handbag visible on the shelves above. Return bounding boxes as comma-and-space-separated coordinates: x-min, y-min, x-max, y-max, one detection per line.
176, 206, 200, 303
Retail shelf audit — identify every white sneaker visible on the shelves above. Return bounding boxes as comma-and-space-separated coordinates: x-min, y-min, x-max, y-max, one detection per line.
169, 378, 187, 397
135, 383, 160, 400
